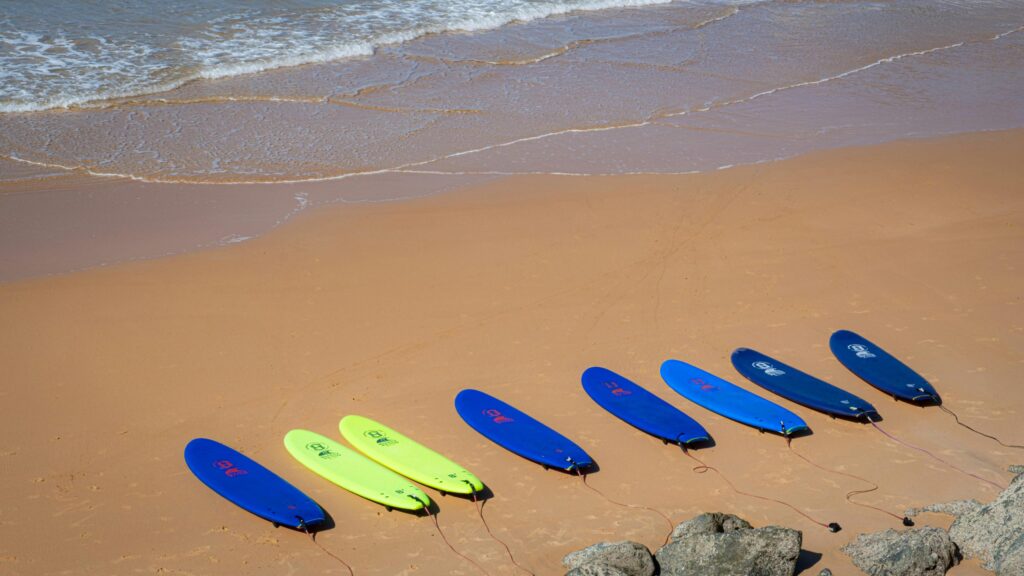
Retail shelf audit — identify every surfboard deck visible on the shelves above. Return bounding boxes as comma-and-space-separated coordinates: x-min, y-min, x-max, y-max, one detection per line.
582, 366, 709, 444
661, 359, 808, 436
184, 438, 324, 529
340, 415, 484, 495
284, 429, 429, 511
830, 330, 941, 404
455, 389, 593, 472
731, 348, 879, 421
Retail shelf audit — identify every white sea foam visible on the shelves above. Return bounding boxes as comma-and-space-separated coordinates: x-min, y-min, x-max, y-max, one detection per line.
0, 0, 677, 113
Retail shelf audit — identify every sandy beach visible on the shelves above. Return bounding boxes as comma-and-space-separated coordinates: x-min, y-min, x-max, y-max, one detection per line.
1, 128, 1022, 574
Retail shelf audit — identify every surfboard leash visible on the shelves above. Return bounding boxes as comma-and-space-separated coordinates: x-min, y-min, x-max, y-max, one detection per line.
867, 419, 1006, 491
411, 496, 491, 576
570, 465, 676, 546
465, 484, 536, 576
298, 518, 356, 576
936, 402, 1024, 450
679, 446, 842, 533
784, 438, 913, 526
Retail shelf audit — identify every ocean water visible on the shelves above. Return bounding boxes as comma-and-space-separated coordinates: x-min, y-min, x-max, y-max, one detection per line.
1, 0, 1022, 185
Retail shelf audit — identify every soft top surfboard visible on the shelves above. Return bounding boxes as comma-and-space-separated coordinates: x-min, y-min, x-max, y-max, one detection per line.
731, 348, 879, 421
660, 360, 809, 436
184, 438, 324, 529
830, 330, 941, 404
455, 389, 594, 472
339, 415, 484, 495
284, 429, 430, 511
582, 366, 709, 445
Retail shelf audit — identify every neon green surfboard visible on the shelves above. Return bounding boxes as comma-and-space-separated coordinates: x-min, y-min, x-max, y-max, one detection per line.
339, 415, 484, 495
283, 429, 429, 511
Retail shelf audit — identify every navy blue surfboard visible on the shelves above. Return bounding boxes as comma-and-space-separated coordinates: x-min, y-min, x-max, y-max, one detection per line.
582, 366, 709, 445
731, 348, 879, 421
455, 389, 594, 472
661, 359, 808, 436
830, 330, 941, 404
185, 438, 325, 529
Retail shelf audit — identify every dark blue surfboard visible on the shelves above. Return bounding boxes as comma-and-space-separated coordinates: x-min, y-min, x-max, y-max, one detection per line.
184, 438, 325, 529
731, 348, 879, 421
830, 330, 941, 404
455, 389, 594, 472
661, 359, 808, 436
582, 366, 709, 445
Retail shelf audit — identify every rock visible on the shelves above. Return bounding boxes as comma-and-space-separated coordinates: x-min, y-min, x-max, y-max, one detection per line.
905, 500, 982, 519
817, 570, 832, 576
562, 541, 655, 576
1008, 464, 1024, 475
656, 514, 800, 576
670, 512, 753, 541
947, 472, 1024, 575
841, 527, 958, 576
566, 563, 630, 576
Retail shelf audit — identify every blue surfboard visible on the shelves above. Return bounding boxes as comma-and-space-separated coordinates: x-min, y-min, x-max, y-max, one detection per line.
455, 389, 594, 472
184, 438, 325, 529
582, 366, 709, 445
660, 359, 809, 436
830, 330, 941, 404
731, 348, 879, 421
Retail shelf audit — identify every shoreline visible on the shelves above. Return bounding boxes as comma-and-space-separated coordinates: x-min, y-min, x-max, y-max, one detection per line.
2, 129, 1022, 574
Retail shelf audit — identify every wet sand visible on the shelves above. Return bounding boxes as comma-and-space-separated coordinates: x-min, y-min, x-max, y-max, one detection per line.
1, 130, 1022, 575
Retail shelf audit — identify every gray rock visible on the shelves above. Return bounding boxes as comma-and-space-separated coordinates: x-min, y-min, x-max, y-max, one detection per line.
905, 499, 982, 519
656, 520, 801, 576
566, 563, 630, 576
670, 512, 753, 540
562, 541, 654, 576
841, 527, 958, 576
947, 472, 1024, 575
1008, 464, 1024, 475
817, 570, 832, 576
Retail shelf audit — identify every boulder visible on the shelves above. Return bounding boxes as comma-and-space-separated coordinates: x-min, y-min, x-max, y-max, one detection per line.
946, 471, 1024, 575
841, 527, 958, 576
655, 513, 800, 576
562, 541, 655, 576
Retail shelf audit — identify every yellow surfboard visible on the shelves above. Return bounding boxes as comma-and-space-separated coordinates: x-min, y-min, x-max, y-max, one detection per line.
339, 415, 484, 495
283, 429, 429, 511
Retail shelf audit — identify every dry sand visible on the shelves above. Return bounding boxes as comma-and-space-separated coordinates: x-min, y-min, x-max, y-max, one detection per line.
2, 130, 1023, 575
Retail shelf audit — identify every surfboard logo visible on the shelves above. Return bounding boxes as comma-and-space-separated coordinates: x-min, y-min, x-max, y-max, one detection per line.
213, 459, 248, 478
603, 381, 632, 396
483, 408, 514, 424
847, 344, 876, 359
305, 442, 342, 459
363, 430, 398, 447
689, 377, 717, 391
752, 361, 785, 376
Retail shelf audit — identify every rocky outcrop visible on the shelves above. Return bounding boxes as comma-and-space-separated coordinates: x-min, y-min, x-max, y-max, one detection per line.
562, 541, 655, 576
945, 471, 1024, 575
655, 513, 801, 576
841, 527, 958, 576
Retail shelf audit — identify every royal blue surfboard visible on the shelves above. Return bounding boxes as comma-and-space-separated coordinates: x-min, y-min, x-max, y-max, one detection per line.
830, 330, 941, 404
731, 348, 879, 421
660, 359, 809, 436
455, 389, 594, 472
185, 438, 325, 529
582, 366, 709, 445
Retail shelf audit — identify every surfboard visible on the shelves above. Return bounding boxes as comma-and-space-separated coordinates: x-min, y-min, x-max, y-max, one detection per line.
184, 438, 325, 529
339, 415, 484, 495
582, 366, 709, 445
454, 389, 594, 472
731, 348, 879, 421
660, 359, 809, 436
283, 429, 430, 511
830, 330, 941, 404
